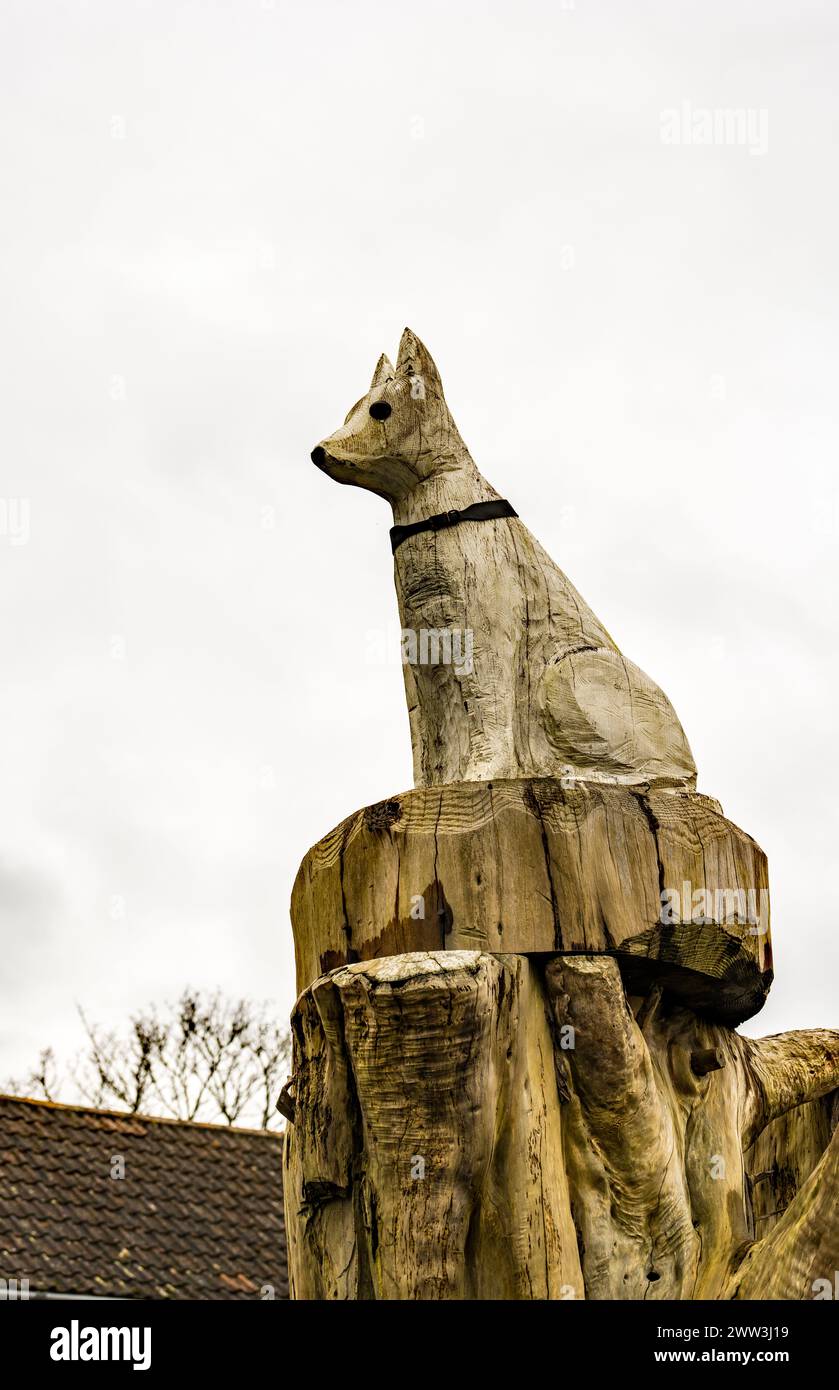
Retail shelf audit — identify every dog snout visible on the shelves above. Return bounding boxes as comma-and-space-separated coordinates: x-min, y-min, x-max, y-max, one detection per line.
311, 445, 327, 470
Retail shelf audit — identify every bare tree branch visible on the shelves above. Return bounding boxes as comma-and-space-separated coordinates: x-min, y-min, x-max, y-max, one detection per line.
7, 991, 289, 1130
5, 1047, 60, 1103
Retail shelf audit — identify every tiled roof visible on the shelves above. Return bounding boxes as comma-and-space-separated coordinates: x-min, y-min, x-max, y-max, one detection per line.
0, 1095, 288, 1300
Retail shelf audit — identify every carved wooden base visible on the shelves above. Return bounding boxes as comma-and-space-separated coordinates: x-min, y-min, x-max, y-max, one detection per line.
291, 779, 772, 1024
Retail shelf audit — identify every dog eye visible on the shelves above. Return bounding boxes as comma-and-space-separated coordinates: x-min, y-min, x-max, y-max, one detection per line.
369, 401, 392, 421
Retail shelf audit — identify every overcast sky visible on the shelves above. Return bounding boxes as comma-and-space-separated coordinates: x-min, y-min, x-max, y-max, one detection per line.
0, 0, 837, 1084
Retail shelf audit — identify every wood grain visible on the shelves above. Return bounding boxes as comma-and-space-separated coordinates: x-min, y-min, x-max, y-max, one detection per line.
291, 778, 772, 1022
294, 331, 836, 1301
283, 952, 583, 1300
312, 329, 697, 790
283, 950, 839, 1300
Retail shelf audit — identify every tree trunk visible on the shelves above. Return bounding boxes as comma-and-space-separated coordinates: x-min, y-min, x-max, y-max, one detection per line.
283, 781, 837, 1300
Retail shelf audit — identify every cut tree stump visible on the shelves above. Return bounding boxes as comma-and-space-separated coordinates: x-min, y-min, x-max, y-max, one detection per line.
284, 953, 582, 1300
283, 950, 838, 1301
291, 778, 772, 1024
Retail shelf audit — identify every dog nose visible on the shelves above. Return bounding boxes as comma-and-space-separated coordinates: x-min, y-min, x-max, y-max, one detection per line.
311, 445, 327, 469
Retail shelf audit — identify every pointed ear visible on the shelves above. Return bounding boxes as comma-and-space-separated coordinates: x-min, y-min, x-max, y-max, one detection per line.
370, 353, 395, 389
396, 328, 442, 393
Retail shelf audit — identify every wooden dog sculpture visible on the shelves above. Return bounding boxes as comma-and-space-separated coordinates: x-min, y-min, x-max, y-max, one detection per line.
312, 329, 696, 791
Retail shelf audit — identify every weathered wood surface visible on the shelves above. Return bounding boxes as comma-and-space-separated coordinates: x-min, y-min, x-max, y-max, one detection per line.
291, 778, 772, 1022
728, 1127, 839, 1300
549, 957, 839, 1299
295, 330, 836, 1302
284, 952, 583, 1300
746, 1091, 838, 1237
283, 951, 839, 1301
311, 329, 697, 790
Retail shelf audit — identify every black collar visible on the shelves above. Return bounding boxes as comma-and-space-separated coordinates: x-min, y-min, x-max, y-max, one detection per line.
389, 499, 518, 554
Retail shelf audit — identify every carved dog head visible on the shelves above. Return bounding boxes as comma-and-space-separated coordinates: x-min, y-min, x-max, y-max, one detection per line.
311, 329, 461, 502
